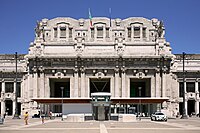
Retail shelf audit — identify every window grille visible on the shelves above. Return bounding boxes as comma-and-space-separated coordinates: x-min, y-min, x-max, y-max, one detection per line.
128, 27, 131, 38
91, 28, 94, 38
142, 27, 146, 38
134, 27, 140, 38
97, 27, 103, 38
5, 82, 14, 93
54, 28, 57, 38
69, 28, 72, 38
60, 27, 66, 38
106, 28, 109, 38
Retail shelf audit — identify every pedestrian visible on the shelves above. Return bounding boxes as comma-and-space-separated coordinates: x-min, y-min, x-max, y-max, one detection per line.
49, 111, 52, 120
41, 111, 45, 124
24, 112, 29, 125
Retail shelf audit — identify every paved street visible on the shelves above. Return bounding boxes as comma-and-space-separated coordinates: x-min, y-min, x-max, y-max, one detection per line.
0, 117, 200, 133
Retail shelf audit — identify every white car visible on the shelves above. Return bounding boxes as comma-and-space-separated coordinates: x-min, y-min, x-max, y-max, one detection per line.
151, 112, 167, 121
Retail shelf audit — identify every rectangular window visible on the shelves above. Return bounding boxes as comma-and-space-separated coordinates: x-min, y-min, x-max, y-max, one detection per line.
60, 27, 66, 38
142, 27, 146, 38
179, 82, 183, 97
97, 27, 103, 38
186, 82, 195, 92
106, 28, 109, 38
134, 27, 140, 38
69, 28, 72, 38
5, 82, 14, 93
17, 82, 21, 97
91, 28, 94, 38
54, 28, 57, 38
127, 27, 131, 38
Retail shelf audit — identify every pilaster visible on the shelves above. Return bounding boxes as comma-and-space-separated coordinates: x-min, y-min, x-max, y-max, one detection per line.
40, 73, 45, 98
121, 70, 126, 97
185, 99, 188, 116
1, 100, 5, 116
195, 80, 199, 115
195, 101, 199, 115
140, 26, 143, 41
33, 73, 38, 98
155, 70, 160, 97
73, 69, 79, 97
114, 69, 120, 97
2, 80, 5, 92
162, 72, 166, 97
80, 69, 85, 97
12, 100, 16, 116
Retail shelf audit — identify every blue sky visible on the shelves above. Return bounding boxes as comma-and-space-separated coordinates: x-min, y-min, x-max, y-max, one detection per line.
0, 0, 200, 54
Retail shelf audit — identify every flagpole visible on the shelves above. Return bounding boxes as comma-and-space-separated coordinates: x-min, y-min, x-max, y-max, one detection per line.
109, 8, 112, 27
89, 8, 92, 27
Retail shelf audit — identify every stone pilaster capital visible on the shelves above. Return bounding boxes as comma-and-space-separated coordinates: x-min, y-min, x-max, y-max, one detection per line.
155, 68, 160, 73
80, 67, 85, 73
74, 68, 79, 73
114, 68, 119, 73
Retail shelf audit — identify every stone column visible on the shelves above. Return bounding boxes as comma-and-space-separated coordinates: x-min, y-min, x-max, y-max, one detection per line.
111, 77, 115, 97
12, 100, 16, 116
81, 69, 85, 97
33, 73, 38, 98
45, 77, 50, 98
151, 76, 155, 97
140, 26, 143, 41
1, 80, 5, 95
155, 70, 160, 97
162, 72, 166, 97
74, 69, 79, 97
57, 26, 60, 39
1, 80, 5, 115
195, 80, 199, 115
14, 81, 16, 94
94, 26, 97, 41
1, 100, 5, 116
103, 25, 106, 41
114, 69, 119, 97
121, 70, 126, 97
40, 72, 45, 98
131, 26, 134, 41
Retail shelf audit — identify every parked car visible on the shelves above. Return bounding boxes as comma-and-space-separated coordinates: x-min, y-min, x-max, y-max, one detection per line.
151, 112, 167, 121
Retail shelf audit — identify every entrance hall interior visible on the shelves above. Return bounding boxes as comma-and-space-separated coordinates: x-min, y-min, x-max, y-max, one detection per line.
90, 78, 110, 96
50, 78, 70, 98
130, 78, 151, 97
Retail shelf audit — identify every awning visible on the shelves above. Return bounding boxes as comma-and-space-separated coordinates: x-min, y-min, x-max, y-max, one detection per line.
32, 97, 169, 104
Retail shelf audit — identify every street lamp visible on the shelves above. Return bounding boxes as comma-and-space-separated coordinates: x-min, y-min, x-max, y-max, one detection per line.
138, 87, 142, 121
13, 52, 20, 119
181, 52, 188, 119
60, 87, 64, 121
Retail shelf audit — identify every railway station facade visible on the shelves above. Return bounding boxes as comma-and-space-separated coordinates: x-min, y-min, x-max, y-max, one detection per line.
0, 17, 199, 118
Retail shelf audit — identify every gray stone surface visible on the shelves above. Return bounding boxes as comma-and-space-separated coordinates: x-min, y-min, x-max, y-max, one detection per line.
0, 117, 200, 133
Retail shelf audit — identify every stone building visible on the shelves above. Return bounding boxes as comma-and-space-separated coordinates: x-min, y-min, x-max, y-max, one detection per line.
0, 17, 199, 118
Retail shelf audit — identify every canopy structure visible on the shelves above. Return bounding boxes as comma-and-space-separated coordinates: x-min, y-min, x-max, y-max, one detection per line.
32, 97, 169, 104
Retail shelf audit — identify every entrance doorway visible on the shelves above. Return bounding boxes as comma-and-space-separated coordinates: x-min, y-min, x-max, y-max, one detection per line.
17, 103, 21, 115
188, 100, 195, 116
90, 78, 110, 96
5, 100, 13, 115
91, 93, 111, 121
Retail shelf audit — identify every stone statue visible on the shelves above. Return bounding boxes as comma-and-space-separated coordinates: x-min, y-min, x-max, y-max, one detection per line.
157, 21, 165, 38
35, 21, 43, 38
